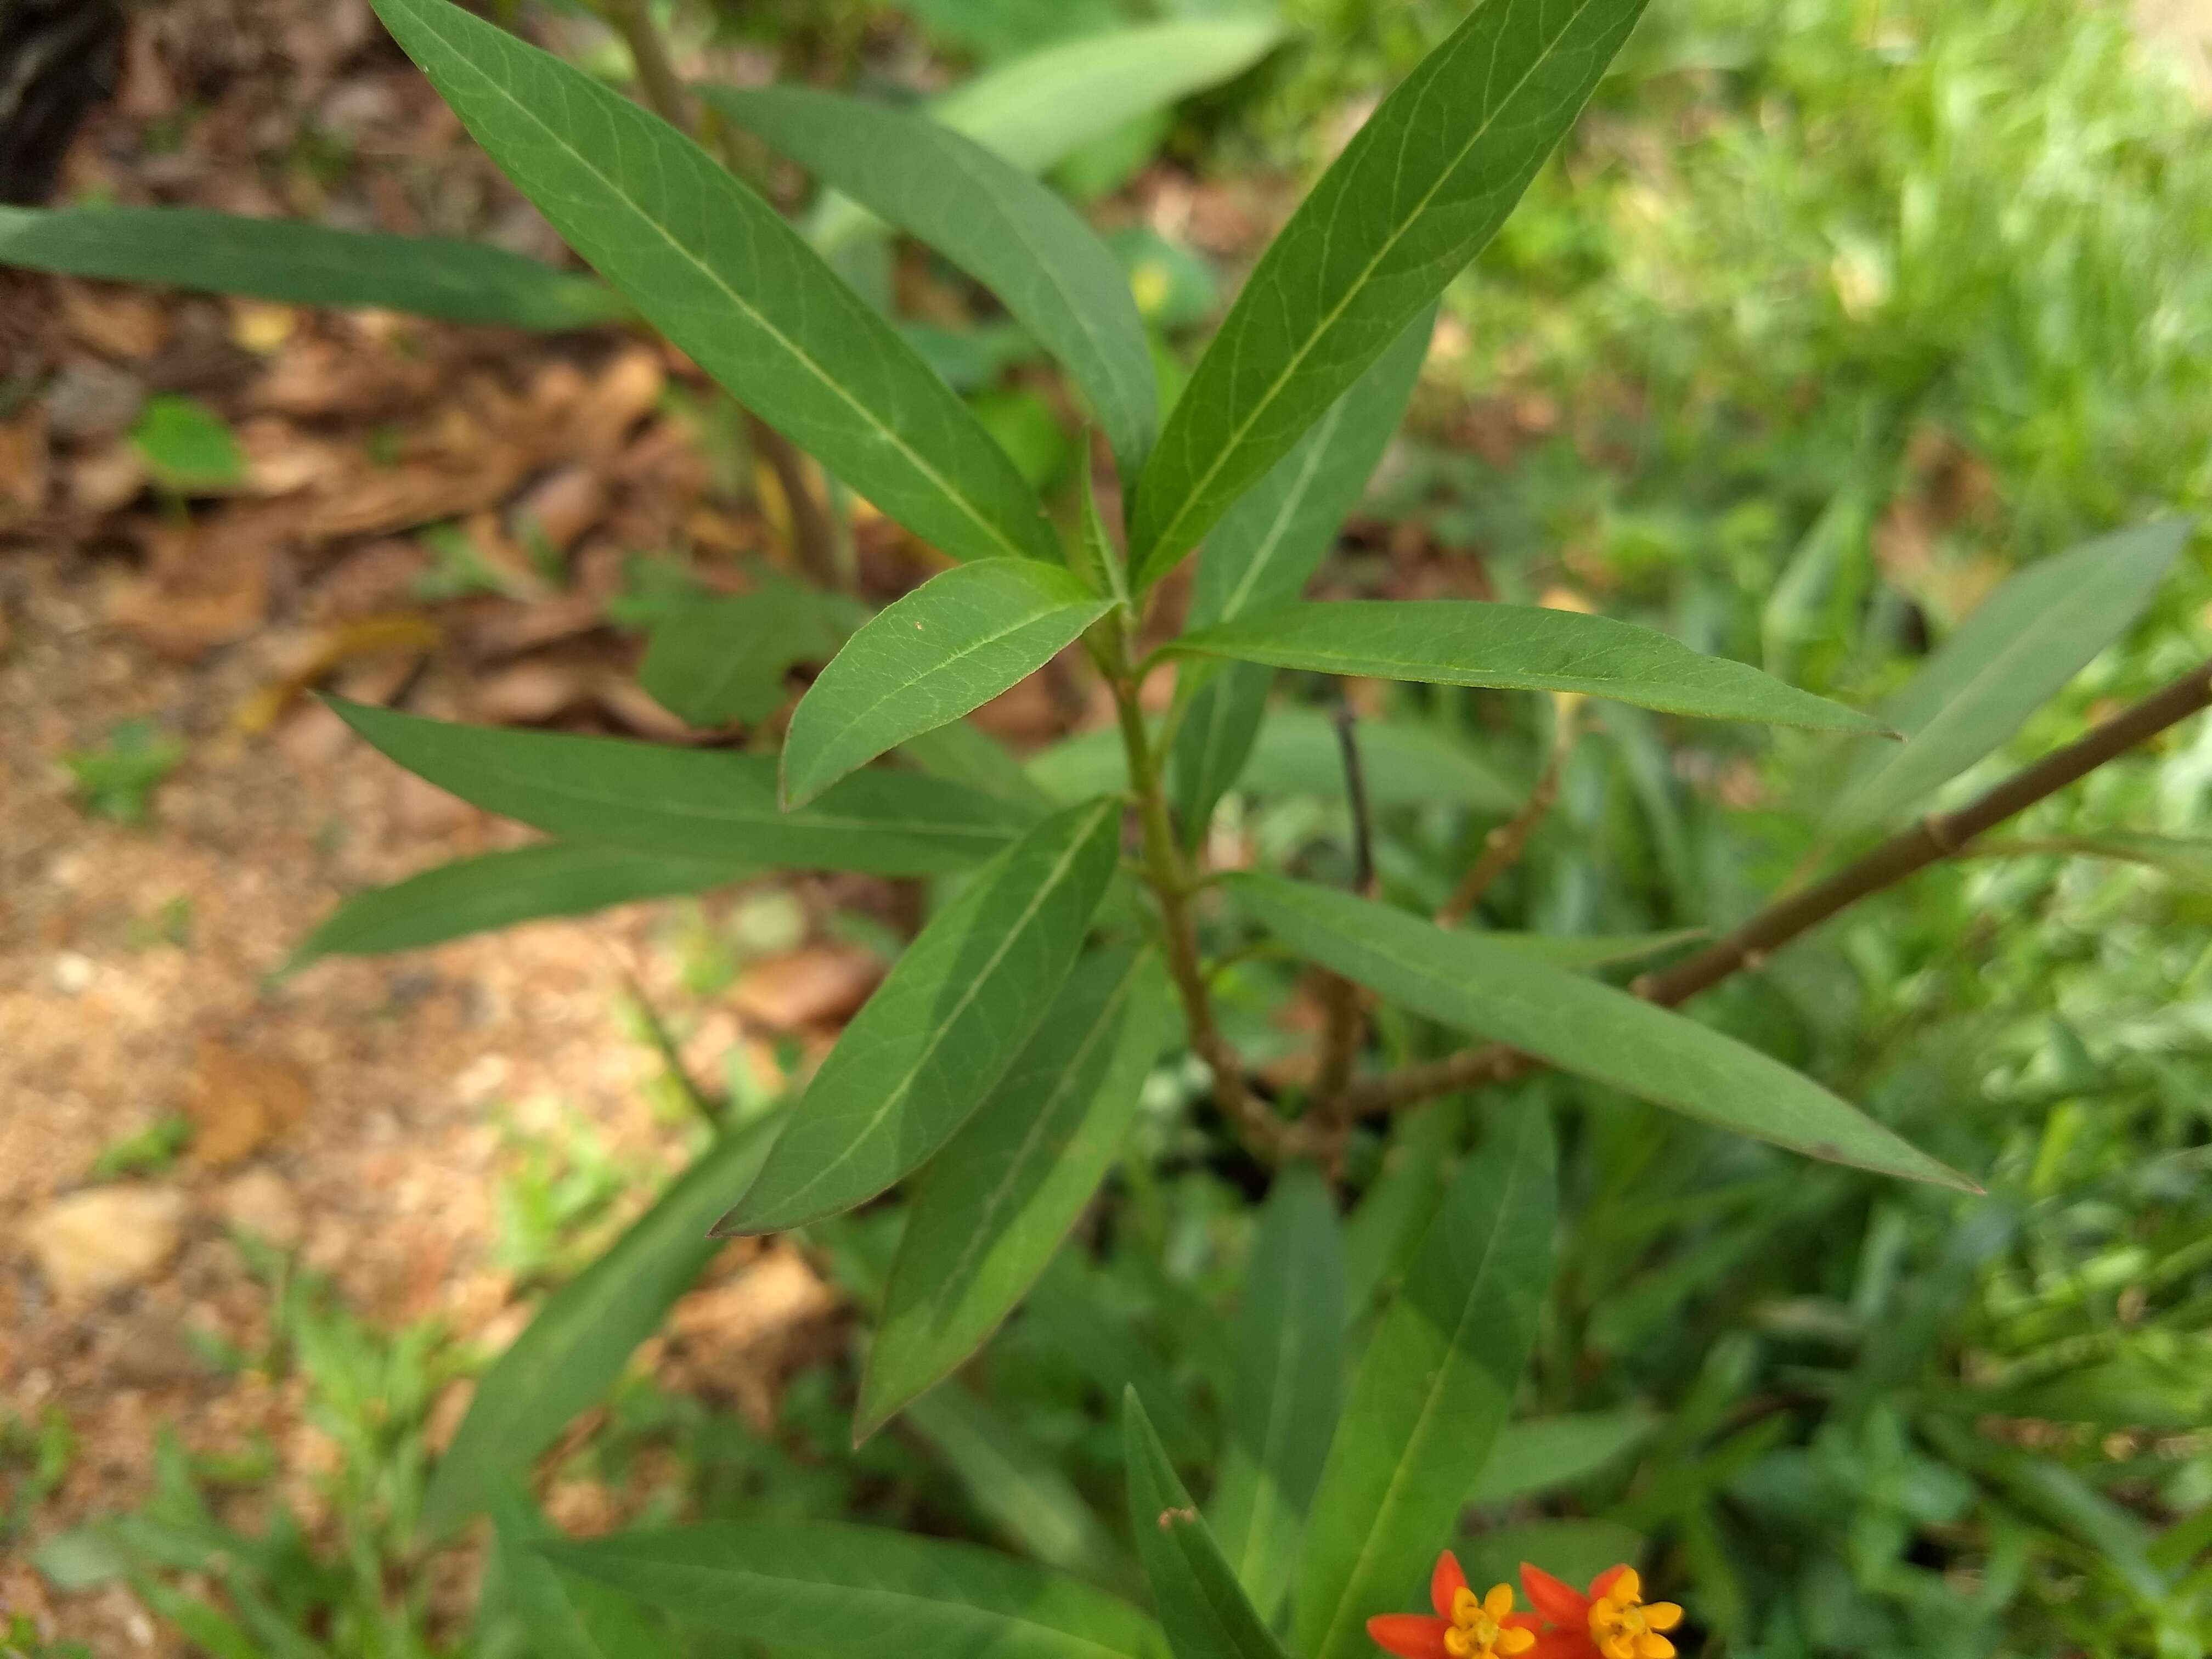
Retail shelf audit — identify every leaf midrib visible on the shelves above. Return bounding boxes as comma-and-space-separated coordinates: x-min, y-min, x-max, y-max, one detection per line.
402, 0, 1034, 564
1142, 0, 1603, 568
452, 744, 1011, 845
761, 800, 1113, 1218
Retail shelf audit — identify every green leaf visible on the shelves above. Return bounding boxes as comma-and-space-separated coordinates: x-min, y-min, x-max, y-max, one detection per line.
1035, 710, 1520, 814
901, 718, 1062, 815
1340, 1102, 1460, 1320
131, 394, 244, 492
286, 843, 747, 971
421, 1116, 782, 1535
491, 1489, 675, 1659
861, 948, 1173, 1437
330, 699, 1020, 876
784, 561, 1113, 808
715, 798, 1122, 1234
1485, 930, 1705, 970
1825, 517, 2191, 834
708, 84, 1157, 475
0, 205, 619, 329
1210, 1165, 1346, 1621
934, 20, 1284, 180
1125, 1392, 1292, 1659
1290, 1109, 1557, 1659
1470, 1410, 1656, 1506
639, 579, 841, 728
1127, 0, 1650, 582
1172, 313, 1432, 838
1028, 1259, 1215, 1467
1170, 603, 1886, 732
1971, 832, 2212, 888
1229, 875, 1975, 1192
544, 1522, 1166, 1659
904, 1384, 1134, 1585
369, 0, 1056, 566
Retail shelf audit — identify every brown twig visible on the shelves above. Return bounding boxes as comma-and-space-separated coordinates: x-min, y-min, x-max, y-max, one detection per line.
1338, 657, 2212, 1116
1437, 701, 1580, 925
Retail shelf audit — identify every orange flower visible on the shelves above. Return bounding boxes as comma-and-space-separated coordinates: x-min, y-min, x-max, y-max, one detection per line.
1368, 1553, 1542, 1659
1518, 1564, 1683, 1659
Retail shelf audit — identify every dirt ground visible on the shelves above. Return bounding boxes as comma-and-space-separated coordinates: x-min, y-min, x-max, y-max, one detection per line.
0, 0, 884, 1644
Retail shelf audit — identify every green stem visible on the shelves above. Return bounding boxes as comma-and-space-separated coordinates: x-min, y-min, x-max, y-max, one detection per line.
1105, 627, 1284, 1159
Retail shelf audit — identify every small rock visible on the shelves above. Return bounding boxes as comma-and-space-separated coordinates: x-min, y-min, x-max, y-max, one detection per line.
27, 1185, 188, 1303
215, 1166, 303, 1248
43, 361, 148, 442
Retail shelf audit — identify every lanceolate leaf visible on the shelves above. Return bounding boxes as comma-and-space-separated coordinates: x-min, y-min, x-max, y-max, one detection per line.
708, 85, 1157, 473
1825, 517, 2191, 835
1210, 1165, 1347, 1621
715, 798, 1122, 1235
1170, 603, 1886, 732
784, 561, 1113, 808
369, 0, 1057, 566
286, 843, 747, 972
900, 719, 1062, 815
935, 20, 1285, 179
422, 1116, 782, 1535
808, 19, 1286, 252
331, 700, 1020, 876
904, 1384, 1135, 1586
544, 1523, 1166, 1659
1035, 710, 1520, 814
489, 1489, 676, 1659
0, 206, 620, 329
1470, 1410, 1656, 1506
1229, 876, 1975, 1192
1125, 1392, 1293, 1659
1128, 0, 1650, 582
861, 949, 1175, 1438
1172, 313, 1432, 838
1291, 1110, 1557, 1659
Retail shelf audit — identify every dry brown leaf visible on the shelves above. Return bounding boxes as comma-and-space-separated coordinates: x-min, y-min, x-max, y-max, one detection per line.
26, 1185, 189, 1305
0, 406, 52, 529
57, 282, 172, 361
107, 507, 284, 657
184, 1037, 313, 1169
730, 945, 884, 1032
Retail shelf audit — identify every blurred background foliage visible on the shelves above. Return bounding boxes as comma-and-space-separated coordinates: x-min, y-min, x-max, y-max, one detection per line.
17, 0, 2212, 1654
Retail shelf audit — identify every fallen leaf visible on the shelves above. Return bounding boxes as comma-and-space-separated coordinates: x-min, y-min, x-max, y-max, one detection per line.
0, 405, 50, 529
233, 613, 441, 733
183, 1039, 312, 1169
730, 944, 884, 1032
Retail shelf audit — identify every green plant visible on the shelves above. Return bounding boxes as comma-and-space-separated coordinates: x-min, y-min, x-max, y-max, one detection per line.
58, 717, 187, 826
12, 0, 2211, 1654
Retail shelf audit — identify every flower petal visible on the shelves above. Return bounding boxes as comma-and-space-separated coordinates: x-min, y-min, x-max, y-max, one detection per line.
1600, 1637, 1636, 1659
1370, 1616, 1452, 1659
1634, 1638, 1674, 1659
1432, 1551, 1470, 1620
1592, 1566, 1639, 1605
1641, 1604, 1681, 1633
1484, 1585, 1516, 1621
1497, 1630, 1537, 1656
1519, 1564, 1589, 1629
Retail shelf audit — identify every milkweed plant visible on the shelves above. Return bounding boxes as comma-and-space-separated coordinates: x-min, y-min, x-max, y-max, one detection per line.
7, 0, 2201, 1651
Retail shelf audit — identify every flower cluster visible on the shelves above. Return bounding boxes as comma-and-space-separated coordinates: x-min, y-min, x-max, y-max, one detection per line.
1368, 1555, 1684, 1659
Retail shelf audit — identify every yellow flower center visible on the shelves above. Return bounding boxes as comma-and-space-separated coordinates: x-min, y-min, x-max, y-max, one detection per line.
1588, 1570, 1683, 1659
1444, 1585, 1534, 1659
